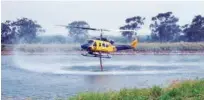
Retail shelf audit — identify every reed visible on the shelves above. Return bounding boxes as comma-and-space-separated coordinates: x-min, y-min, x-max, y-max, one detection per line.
69, 80, 204, 100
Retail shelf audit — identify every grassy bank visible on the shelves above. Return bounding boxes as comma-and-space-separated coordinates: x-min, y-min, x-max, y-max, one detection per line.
136, 42, 204, 52
2, 42, 204, 52
69, 80, 204, 100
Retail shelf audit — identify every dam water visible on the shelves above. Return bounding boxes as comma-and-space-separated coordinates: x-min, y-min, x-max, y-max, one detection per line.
2, 53, 204, 99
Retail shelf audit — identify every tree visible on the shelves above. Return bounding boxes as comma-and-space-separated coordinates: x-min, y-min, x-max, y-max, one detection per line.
66, 21, 90, 43
120, 16, 145, 41
150, 12, 181, 42
1, 18, 45, 44
12, 18, 45, 43
1, 21, 13, 44
183, 15, 204, 42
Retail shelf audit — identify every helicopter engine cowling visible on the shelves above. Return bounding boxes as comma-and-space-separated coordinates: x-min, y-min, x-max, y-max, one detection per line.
110, 40, 114, 44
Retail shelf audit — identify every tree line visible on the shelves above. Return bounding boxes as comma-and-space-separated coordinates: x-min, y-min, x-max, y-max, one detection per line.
1, 18, 45, 44
121, 12, 204, 42
1, 12, 204, 44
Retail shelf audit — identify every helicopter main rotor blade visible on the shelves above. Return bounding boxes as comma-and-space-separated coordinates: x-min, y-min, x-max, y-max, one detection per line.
66, 27, 137, 33
69, 26, 98, 31
68, 26, 111, 32
108, 29, 137, 33
56, 25, 110, 31
56, 25, 137, 33
56, 25, 69, 28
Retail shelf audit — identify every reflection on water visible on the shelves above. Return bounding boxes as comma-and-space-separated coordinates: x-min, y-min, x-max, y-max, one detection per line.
1, 54, 204, 99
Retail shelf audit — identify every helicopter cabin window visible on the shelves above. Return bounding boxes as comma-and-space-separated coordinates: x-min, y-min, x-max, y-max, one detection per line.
88, 40, 93, 44
106, 44, 109, 47
102, 43, 105, 47
93, 42, 97, 46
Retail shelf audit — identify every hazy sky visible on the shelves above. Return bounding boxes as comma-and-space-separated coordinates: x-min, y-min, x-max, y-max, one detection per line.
2, 1, 204, 36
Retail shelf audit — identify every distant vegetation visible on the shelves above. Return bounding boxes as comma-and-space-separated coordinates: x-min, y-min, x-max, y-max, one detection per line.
1, 12, 204, 44
1, 18, 45, 44
150, 12, 181, 42
120, 16, 145, 41
66, 21, 90, 43
150, 13, 204, 42
1, 13, 204, 53
69, 80, 204, 100
2, 42, 202, 53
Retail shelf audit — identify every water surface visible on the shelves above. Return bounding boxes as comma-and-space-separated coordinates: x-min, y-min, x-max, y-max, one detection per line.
2, 54, 204, 99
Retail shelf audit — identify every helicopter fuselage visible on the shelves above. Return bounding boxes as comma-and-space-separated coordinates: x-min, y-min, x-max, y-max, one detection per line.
81, 39, 116, 53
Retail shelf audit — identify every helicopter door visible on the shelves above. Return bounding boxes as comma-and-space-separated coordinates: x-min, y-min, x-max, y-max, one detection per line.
98, 42, 102, 51
102, 42, 106, 52
93, 42, 97, 51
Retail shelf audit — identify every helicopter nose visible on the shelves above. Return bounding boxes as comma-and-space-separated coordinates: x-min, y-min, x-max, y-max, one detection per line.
81, 44, 89, 50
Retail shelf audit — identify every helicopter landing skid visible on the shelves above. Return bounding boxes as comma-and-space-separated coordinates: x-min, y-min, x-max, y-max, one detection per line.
81, 53, 111, 59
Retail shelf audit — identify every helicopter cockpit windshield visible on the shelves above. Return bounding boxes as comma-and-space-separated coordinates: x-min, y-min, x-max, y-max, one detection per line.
87, 40, 94, 46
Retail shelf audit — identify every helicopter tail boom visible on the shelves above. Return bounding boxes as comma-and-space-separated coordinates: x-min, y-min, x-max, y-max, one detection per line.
115, 39, 138, 51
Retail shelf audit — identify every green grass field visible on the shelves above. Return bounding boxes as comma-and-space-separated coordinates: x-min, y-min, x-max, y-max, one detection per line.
69, 80, 204, 100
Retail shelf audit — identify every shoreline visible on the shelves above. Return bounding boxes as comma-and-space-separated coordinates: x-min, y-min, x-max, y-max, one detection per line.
2, 42, 204, 55
2, 50, 204, 55
2, 80, 204, 100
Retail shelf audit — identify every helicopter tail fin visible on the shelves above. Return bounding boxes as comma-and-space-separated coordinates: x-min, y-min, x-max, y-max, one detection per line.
130, 39, 138, 48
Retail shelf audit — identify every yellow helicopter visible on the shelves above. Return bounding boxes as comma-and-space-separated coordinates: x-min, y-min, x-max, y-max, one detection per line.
81, 36, 137, 58
59, 26, 138, 71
